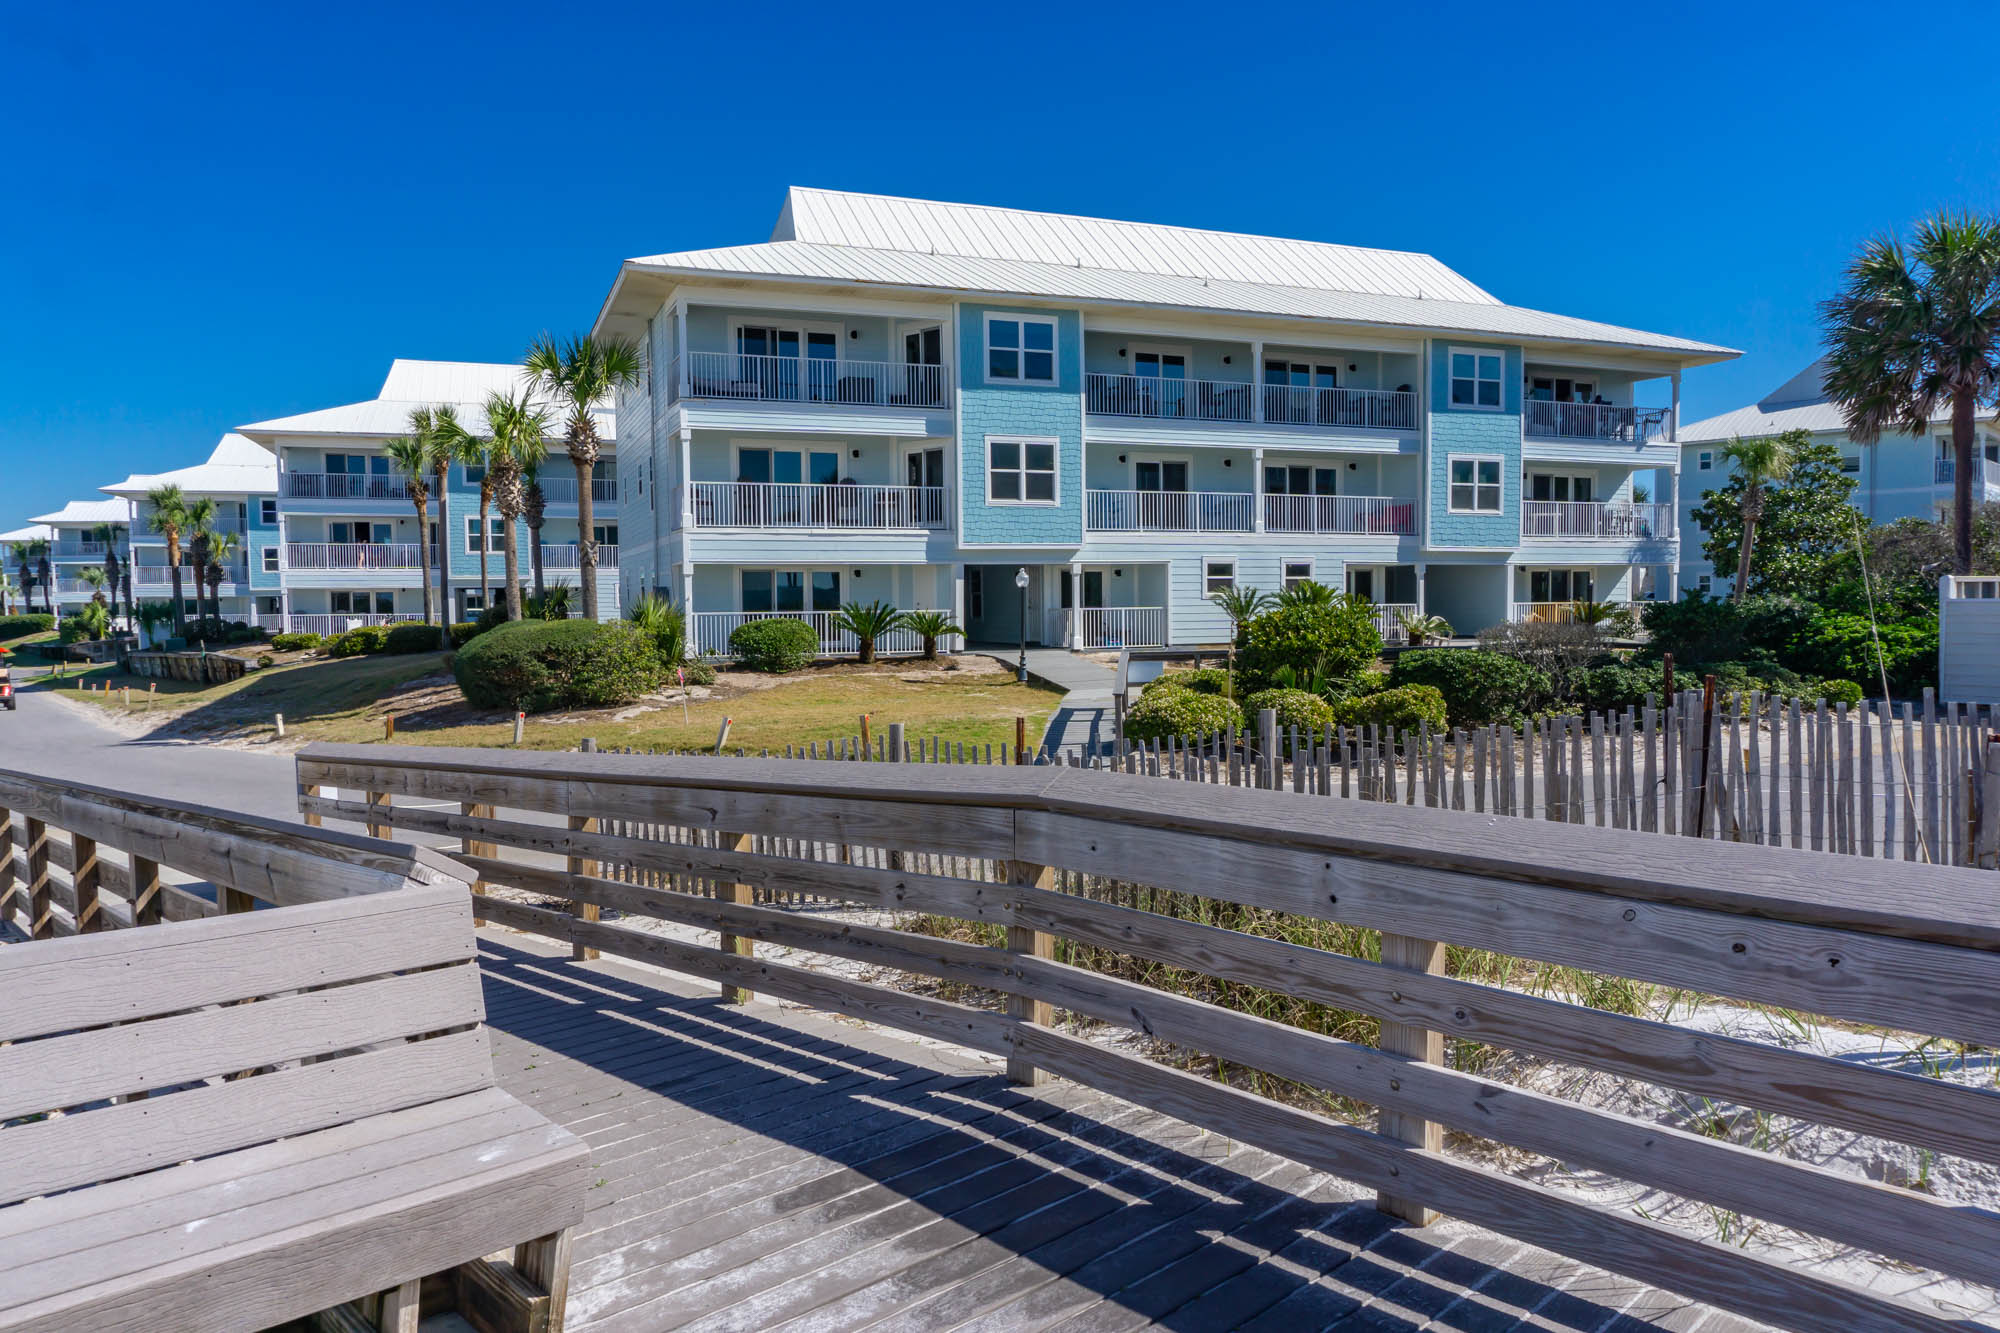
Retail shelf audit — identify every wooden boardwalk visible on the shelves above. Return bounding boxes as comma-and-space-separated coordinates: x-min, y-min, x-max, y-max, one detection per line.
477, 934, 1768, 1333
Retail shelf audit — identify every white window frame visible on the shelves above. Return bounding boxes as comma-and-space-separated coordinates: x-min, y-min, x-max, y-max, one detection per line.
262, 547, 279, 573
1448, 454, 1504, 513
1282, 557, 1315, 591
736, 567, 844, 615
1840, 453, 1861, 474
984, 315, 1059, 385
1127, 343, 1193, 383
1697, 574, 1712, 594
1447, 346, 1505, 411
1697, 450, 1713, 471
1527, 568, 1595, 603
1527, 471, 1595, 504
1130, 453, 1194, 492
730, 440, 845, 488
1203, 557, 1237, 597
986, 436, 1060, 506
259, 498, 277, 524
464, 516, 495, 554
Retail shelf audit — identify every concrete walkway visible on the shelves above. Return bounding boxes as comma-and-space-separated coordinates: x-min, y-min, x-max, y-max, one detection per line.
966, 644, 1118, 758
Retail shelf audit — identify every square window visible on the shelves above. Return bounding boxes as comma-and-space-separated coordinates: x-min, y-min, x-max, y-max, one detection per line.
1204, 559, 1236, 596
1448, 456, 1502, 512
262, 547, 278, 573
987, 437, 1058, 504
987, 316, 1056, 383
1283, 560, 1314, 590
1448, 347, 1504, 410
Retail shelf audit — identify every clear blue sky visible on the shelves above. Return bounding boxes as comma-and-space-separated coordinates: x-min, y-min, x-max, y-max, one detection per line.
5, 1, 1998, 521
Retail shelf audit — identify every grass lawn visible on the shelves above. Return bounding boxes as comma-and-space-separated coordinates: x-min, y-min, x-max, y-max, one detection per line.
50, 650, 1063, 754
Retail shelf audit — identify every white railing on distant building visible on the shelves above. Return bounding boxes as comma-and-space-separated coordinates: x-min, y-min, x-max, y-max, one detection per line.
1524, 400, 1647, 442
283, 472, 411, 501
1078, 607, 1166, 650
534, 475, 618, 504
1262, 385, 1418, 430
1262, 494, 1418, 535
282, 613, 423, 637
537, 544, 619, 569
1521, 501, 1673, 540
691, 481, 950, 529
691, 610, 944, 660
1085, 373, 1255, 423
51, 541, 109, 560
1084, 490, 1254, 533
285, 543, 431, 570
254, 613, 287, 632
680, 351, 950, 409
135, 564, 245, 587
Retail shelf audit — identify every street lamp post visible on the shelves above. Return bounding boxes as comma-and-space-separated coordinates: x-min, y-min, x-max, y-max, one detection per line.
1014, 566, 1030, 683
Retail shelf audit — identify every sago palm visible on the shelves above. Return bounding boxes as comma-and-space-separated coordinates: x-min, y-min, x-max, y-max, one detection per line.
1715, 433, 1794, 601
1395, 609, 1451, 647
383, 434, 434, 627
898, 610, 962, 661
484, 388, 551, 623
1821, 211, 2000, 574
1275, 579, 1339, 610
523, 334, 643, 621
834, 600, 903, 664
145, 485, 189, 633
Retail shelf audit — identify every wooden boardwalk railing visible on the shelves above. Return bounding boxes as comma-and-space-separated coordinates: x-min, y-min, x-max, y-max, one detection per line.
297, 742, 2000, 1333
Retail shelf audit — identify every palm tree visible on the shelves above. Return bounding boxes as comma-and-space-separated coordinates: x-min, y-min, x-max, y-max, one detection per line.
36, 550, 52, 615
383, 434, 435, 627
471, 439, 495, 617
834, 601, 903, 664
523, 468, 548, 600
0, 570, 14, 615
1821, 212, 2000, 575
898, 610, 962, 661
182, 496, 219, 630
11, 543, 39, 618
484, 389, 551, 623
1715, 433, 1794, 601
1211, 584, 1269, 702
203, 531, 241, 623
420, 405, 480, 645
145, 485, 190, 634
523, 334, 643, 620
79, 566, 108, 608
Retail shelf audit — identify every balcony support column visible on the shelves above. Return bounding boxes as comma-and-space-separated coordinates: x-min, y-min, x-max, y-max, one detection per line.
678, 426, 693, 532
1252, 448, 1265, 532
1416, 561, 1426, 617
675, 301, 689, 400
953, 563, 966, 642
1251, 341, 1265, 422
1669, 371, 1682, 443
1069, 561, 1083, 650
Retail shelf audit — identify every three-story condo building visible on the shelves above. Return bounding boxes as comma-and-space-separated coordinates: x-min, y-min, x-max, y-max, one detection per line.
236, 359, 620, 633
27, 499, 131, 618
102, 433, 279, 625
593, 189, 1734, 654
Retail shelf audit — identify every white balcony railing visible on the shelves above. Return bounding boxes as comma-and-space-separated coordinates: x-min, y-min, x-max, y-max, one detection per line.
254, 613, 287, 632
51, 541, 109, 560
283, 613, 423, 637
1934, 456, 2000, 485
135, 564, 245, 587
1086, 490, 1254, 533
534, 475, 618, 505
1511, 601, 1629, 625
1521, 501, 1673, 541
1078, 607, 1167, 650
1369, 602, 1421, 645
1262, 385, 1419, 431
285, 543, 431, 570
538, 544, 619, 569
283, 472, 411, 501
691, 481, 949, 529
1262, 494, 1417, 535
681, 351, 950, 410
1085, 373, 1254, 423
1524, 400, 1645, 443
690, 610, 943, 661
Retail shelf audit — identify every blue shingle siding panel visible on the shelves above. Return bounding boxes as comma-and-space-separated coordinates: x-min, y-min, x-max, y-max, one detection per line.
958, 304, 1084, 548
1427, 341, 1523, 549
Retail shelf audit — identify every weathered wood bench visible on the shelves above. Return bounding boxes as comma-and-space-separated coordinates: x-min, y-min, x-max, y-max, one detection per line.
0, 771, 590, 1333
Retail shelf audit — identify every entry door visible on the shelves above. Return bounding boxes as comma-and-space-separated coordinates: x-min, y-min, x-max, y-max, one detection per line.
1347, 568, 1376, 603
1082, 570, 1105, 608
1133, 460, 1189, 492
906, 447, 945, 522
901, 327, 943, 405
1132, 350, 1188, 417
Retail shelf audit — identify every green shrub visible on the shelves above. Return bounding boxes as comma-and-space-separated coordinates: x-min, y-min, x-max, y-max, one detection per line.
271, 632, 324, 652
626, 593, 688, 666
1570, 660, 1664, 713
728, 617, 819, 673
1639, 594, 1815, 667
1236, 598, 1382, 694
0, 613, 53, 641
383, 622, 444, 655
453, 619, 664, 712
1816, 677, 1866, 707
1388, 650, 1553, 727
256, 653, 275, 669
182, 616, 232, 645
1125, 686, 1243, 744
225, 627, 263, 644
57, 617, 91, 644
668, 659, 717, 686
1330, 684, 1448, 734
1787, 612, 1937, 696
1160, 666, 1233, 696
327, 625, 389, 658
1241, 688, 1335, 738
449, 621, 484, 649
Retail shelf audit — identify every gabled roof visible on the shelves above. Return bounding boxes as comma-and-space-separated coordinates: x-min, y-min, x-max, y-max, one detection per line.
237, 359, 614, 443
602, 187, 1735, 363
0, 524, 55, 544
30, 498, 130, 527
1679, 358, 1995, 443
102, 433, 277, 499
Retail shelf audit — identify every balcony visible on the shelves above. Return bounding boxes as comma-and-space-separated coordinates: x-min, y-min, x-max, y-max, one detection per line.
1262, 384, 1418, 431
1085, 490, 1254, 533
1085, 373, 1253, 423
1521, 501, 1673, 541
1263, 494, 1417, 535
1935, 456, 2000, 485
676, 352, 949, 410
282, 612, 423, 636
52, 541, 109, 561
285, 543, 431, 571
538, 544, 620, 569
535, 475, 617, 505
135, 564, 245, 587
283, 472, 410, 501
1524, 400, 1665, 444
690, 481, 949, 530
1077, 606, 1166, 650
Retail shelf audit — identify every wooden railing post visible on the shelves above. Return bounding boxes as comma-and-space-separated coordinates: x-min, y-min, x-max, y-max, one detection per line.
462, 802, 496, 894
365, 790, 392, 840
71, 834, 102, 934
300, 782, 322, 828
0, 806, 15, 928
568, 814, 599, 962
1001, 858, 1055, 1085
1376, 930, 1447, 1225
25, 816, 50, 939
130, 855, 162, 927
720, 831, 756, 1002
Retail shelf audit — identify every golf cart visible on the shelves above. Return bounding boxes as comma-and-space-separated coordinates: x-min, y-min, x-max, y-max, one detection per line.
0, 646, 13, 711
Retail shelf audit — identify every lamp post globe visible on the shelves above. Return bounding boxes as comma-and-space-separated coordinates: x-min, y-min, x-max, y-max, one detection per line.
1014, 566, 1031, 683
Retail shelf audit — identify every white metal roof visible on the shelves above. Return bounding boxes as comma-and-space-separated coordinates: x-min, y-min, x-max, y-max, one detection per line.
772, 187, 1498, 304
30, 498, 131, 526
0, 524, 55, 544
101, 433, 277, 499
237, 360, 614, 442
1678, 358, 1993, 443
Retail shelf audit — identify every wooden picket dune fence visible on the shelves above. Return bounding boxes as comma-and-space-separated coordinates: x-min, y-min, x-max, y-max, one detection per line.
299, 741, 2000, 1333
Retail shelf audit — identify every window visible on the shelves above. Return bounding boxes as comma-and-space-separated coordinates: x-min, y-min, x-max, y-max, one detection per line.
260, 498, 277, 524
987, 438, 1058, 503
465, 517, 492, 553
462, 461, 486, 484
1529, 569, 1594, 603
1841, 453, 1861, 474
987, 316, 1056, 384
1204, 559, 1236, 596
740, 569, 839, 613
461, 590, 485, 613
330, 521, 389, 544
1528, 376, 1594, 403
325, 453, 388, 476
1448, 349, 1503, 409
1283, 559, 1315, 591
262, 547, 279, 573
1263, 465, 1337, 496
331, 591, 394, 615
593, 524, 618, 547
1133, 459, 1190, 492
1528, 473, 1594, 502
1448, 456, 1503, 512
1697, 451, 1713, 471
736, 446, 840, 486
1697, 574, 1712, 594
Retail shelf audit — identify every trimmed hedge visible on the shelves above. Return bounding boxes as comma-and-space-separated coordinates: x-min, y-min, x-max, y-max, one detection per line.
449, 621, 484, 649
0, 613, 54, 641
1160, 666, 1233, 696
327, 625, 389, 658
453, 619, 663, 712
1241, 688, 1335, 736
384, 622, 445, 654
729, 617, 818, 673
1330, 684, 1448, 734
1388, 650, 1552, 727
1124, 686, 1243, 744
271, 632, 324, 652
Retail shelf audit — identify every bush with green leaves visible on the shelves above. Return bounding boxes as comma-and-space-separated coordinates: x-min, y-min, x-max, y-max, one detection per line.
1153, 666, 1232, 696
626, 594, 688, 666
832, 600, 903, 664
898, 609, 962, 660
1815, 678, 1867, 707
1124, 684, 1243, 744
1638, 594, 1814, 668
675, 659, 717, 686
327, 625, 390, 658
453, 619, 663, 712
449, 621, 484, 649
271, 632, 324, 652
1787, 612, 1937, 696
0, 613, 54, 641
1568, 660, 1664, 713
728, 617, 819, 673
1241, 688, 1335, 739
1235, 597, 1382, 695
381, 622, 443, 655
1387, 650, 1553, 727
256, 653, 275, 669
1329, 684, 1447, 734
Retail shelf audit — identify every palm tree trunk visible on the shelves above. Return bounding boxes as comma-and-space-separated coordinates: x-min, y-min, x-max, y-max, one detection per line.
528, 509, 546, 599
502, 511, 523, 622
1733, 505, 1757, 604
166, 537, 185, 633
412, 498, 435, 626
1952, 390, 1976, 575
434, 470, 453, 647
574, 443, 598, 622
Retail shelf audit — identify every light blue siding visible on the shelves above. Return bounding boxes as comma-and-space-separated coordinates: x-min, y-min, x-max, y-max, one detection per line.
1428, 341, 1523, 549
957, 303, 1084, 548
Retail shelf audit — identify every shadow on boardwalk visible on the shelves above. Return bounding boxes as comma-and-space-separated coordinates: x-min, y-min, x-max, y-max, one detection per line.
473, 935, 1743, 1333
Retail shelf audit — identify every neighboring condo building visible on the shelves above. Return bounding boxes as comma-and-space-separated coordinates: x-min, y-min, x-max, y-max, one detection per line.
1676, 359, 2000, 597
102, 433, 279, 626
236, 359, 619, 633
28, 498, 131, 618
0, 524, 56, 614
594, 188, 1734, 654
